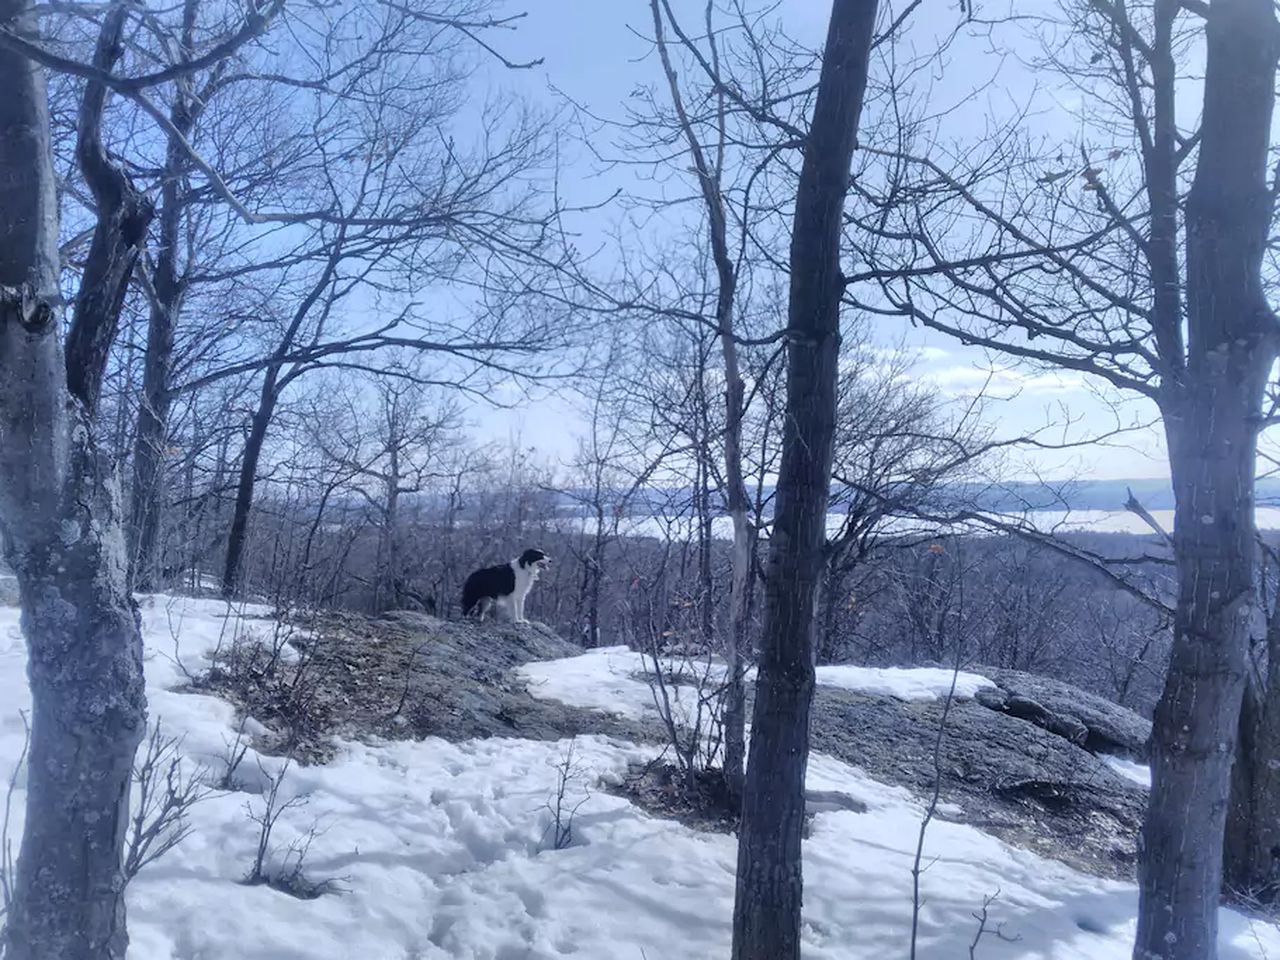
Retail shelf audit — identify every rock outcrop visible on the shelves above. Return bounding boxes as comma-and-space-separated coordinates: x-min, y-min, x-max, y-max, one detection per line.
809, 665, 1151, 879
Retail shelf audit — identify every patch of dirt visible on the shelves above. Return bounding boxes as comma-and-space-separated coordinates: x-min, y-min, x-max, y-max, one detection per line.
190, 610, 668, 763
607, 760, 739, 834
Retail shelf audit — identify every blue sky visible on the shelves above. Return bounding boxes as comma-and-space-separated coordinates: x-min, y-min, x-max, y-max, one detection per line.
462, 0, 1174, 482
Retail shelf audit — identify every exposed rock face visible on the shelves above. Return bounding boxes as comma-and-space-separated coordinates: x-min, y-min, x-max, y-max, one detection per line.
193, 611, 667, 761
194, 607, 1153, 880
808, 666, 1151, 880
972, 666, 1153, 760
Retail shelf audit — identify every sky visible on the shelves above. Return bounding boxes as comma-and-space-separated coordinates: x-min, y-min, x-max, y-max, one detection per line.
455, 0, 1175, 484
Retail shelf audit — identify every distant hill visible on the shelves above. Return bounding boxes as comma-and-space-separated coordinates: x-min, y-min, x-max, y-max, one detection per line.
543, 478, 1280, 517
377, 477, 1280, 522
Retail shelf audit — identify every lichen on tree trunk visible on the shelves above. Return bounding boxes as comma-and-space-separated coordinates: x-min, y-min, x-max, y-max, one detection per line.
0, 4, 151, 956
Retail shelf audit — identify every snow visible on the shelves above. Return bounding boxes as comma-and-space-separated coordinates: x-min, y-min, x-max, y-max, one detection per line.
518, 645, 656, 721
519, 646, 994, 720
0, 594, 1274, 959
815, 664, 993, 701
1104, 756, 1153, 789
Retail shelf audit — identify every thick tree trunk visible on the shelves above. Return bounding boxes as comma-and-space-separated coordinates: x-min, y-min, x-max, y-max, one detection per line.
730, 3, 877, 958
0, 5, 149, 957
1135, 2, 1279, 957
222, 372, 280, 597
3, 463, 148, 960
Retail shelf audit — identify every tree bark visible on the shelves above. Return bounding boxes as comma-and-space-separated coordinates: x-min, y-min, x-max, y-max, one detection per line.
128, 163, 186, 593
128, 298, 176, 592
1224, 635, 1280, 898
128, 0, 200, 593
378, 462, 400, 612
222, 369, 281, 597
730, 3, 877, 958
1135, 1, 1280, 956
0, 4, 150, 958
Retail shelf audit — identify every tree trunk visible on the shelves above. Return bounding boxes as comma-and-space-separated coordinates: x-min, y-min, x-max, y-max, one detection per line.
731, 3, 877, 958
379, 471, 400, 612
588, 514, 605, 647
1135, 2, 1279, 957
721, 507, 751, 796
0, 5, 149, 957
128, 351, 172, 592
649, 0, 753, 796
128, 3, 198, 593
3, 476, 148, 960
222, 371, 281, 597
694, 446, 715, 641
1224, 635, 1280, 898
128, 207, 183, 592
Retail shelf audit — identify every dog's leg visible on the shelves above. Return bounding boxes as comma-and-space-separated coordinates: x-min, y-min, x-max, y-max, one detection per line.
514, 593, 526, 624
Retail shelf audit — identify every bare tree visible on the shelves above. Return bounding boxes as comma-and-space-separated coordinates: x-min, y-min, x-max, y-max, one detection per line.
309, 370, 461, 612
731, 3, 879, 958
0, 4, 154, 956
853, 0, 1280, 952
125, 0, 293, 591
645, 0, 759, 799
25, 0, 581, 597
556, 342, 652, 647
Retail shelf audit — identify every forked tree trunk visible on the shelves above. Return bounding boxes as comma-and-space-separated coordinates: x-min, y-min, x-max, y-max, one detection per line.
730, 3, 878, 958
1135, 1, 1280, 956
219, 231, 346, 599
0, 5, 150, 958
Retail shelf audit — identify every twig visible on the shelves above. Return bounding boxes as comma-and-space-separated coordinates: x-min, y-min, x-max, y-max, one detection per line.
125, 723, 212, 881
968, 889, 1021, 957
909, 647, 964, 960
1, 711, 30, 918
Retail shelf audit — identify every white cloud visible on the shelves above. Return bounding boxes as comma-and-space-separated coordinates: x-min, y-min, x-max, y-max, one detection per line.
922, 365, 1088, 399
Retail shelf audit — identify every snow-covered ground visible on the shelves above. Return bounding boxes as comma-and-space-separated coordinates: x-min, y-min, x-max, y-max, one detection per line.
0, 595, 1272, 958
815, 663, 993, 701
517, 646, 993, 720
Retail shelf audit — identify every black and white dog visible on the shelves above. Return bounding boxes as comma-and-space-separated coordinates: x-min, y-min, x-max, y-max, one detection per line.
461, 549, 550, 623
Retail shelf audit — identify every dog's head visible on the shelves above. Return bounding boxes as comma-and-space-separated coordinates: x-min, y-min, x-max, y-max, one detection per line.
518, 548, 550, 573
